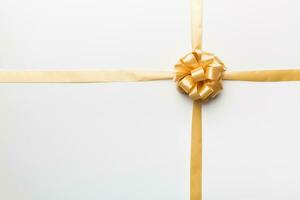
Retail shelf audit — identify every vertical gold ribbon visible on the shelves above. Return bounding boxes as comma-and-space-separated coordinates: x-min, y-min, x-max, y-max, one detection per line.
190, 100, 202, 200
190, 0, 203, 200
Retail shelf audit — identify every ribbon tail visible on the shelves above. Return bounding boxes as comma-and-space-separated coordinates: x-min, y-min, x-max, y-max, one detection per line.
223, 69, 300, 82
0, 70, 173, 83
190, 100, 202, 200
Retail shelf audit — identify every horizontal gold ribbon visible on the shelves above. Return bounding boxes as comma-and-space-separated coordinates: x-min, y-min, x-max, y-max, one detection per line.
0, 70, 173, 83
1, 69, 300, 83
223, 69, 300, 81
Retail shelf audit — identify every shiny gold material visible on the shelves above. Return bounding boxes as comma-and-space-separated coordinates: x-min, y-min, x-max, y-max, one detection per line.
178, 75, 195, 93
191, 67, 205, 82
190, 100, 202, 200
191, 0, 203, 50
0, 0, 299, 200
0, 70, 173, 83
189, 1, 204, 200
2, 69, 300, 83
174, 51, 225, 101
223, 69, 300, 81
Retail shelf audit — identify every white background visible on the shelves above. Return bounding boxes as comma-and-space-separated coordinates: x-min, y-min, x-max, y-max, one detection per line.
0, 0, 300, 199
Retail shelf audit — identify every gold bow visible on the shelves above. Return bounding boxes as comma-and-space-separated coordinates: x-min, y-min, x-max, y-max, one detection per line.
174, 50, 225, 101
0, 0, 300, 200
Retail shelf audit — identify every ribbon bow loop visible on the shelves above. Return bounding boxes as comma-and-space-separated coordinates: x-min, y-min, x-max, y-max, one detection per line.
174, 50, 225, 101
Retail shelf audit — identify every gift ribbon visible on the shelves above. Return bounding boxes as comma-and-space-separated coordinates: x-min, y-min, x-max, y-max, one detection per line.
1, 0, 300, 199
1, 69, 300, 83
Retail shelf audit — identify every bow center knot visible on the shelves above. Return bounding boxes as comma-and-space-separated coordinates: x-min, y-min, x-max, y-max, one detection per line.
174, 50, 225, 101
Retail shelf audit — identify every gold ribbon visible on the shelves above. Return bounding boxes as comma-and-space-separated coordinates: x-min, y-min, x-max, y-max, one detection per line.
189, 0, 204, 199
2, 69, 300, 83
0, 0, 300, 200
174, 50, 225, 101
223, 69, 300, 81
0, 70, 173, 83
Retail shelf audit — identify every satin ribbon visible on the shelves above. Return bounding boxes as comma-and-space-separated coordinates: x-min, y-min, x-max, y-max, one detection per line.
0, 70, 173, 83
2, 69, 300, 83
174, 50, 225, 101
0, 0, 300, 200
